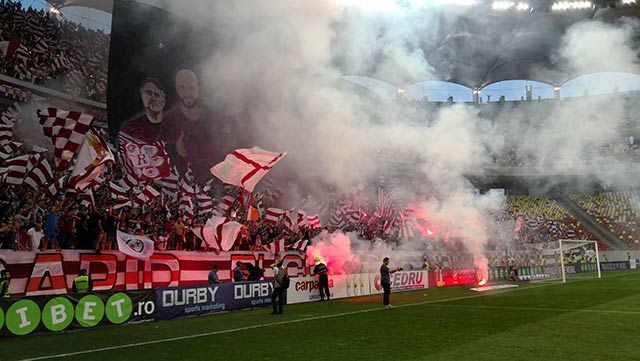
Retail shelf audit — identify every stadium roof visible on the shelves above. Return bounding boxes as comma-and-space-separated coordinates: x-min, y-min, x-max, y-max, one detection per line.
46, 0, 640, 88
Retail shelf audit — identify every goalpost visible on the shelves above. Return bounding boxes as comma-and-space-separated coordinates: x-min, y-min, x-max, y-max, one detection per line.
524, 239, 601, 283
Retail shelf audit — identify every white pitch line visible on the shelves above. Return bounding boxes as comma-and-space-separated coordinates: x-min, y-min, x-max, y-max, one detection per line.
425, 303, 640, 315
19, 272, 638, 361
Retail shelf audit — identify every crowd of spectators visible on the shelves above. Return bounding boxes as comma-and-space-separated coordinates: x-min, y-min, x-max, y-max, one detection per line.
0, 1, 109, 102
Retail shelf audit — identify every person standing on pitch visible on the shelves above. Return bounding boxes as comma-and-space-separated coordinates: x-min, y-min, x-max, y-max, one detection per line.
380, 257, 402, 308
313, 257, 330, 301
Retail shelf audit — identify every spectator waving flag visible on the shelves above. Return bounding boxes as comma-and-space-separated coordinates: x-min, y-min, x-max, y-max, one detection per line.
117, 230, 154, 259
37, 108, 93, 170
210, 147, 286, 192
67, 129, 114, 191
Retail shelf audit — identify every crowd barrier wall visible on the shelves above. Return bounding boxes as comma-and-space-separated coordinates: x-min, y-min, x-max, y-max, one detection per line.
0, 250, 306, 296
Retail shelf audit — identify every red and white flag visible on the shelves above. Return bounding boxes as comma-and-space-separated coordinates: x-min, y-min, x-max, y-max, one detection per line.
210, 147, 286, 192
119, 173, 139, 191
214, 195, 235, 216
265, 207, 285, 225
179, 195, 194, 218
297, 209, 307, 227
307, 214, 321, 229
161, 167, 179, 198
118, 133, 171, 181
37, 108, 93, 170
1, 141, 21, 155
44, 176, 66, 197
263, 239, 286, 254
117, 230, 154, 259
284, 208, 297, 233
0, 123, 12, 144
197, 193, 214, 214
25, 158, 54, 190
4, 154, 29, 184
79, 189, 95, 208
288, 239, 309, 252
194, 216, 243, 251
134, 184, 160, 206
109, 182, 128, 199
68, 129, 114, 191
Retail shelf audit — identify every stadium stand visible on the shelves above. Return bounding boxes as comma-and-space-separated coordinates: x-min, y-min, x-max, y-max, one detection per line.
570, 192, 640, 249
0, 1, 109, 102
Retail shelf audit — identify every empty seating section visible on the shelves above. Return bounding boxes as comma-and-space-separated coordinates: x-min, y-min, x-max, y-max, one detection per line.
570, 192, 640, 249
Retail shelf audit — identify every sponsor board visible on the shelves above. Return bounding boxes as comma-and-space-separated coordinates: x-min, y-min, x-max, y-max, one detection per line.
154, 280, 274, 320
0, 250, 305, 296
599, 261, 629, 271
287, 274, 371, 304
0, 290, 155, 337
369, 271, 428, 294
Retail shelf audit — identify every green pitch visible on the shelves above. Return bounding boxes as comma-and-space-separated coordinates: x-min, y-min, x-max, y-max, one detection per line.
3, 270, 640, 361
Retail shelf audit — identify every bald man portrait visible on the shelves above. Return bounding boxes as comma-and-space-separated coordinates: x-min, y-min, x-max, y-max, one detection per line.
161, 69, 233, 181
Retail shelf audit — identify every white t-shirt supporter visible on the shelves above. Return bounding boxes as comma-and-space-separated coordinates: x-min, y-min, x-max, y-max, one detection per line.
27, 228, 44, 251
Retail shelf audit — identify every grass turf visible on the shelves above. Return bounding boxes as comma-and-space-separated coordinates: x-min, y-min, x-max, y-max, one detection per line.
2, 270, 640, 361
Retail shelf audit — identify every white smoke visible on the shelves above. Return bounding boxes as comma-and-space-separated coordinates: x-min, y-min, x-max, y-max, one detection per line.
141, 1, 640, 274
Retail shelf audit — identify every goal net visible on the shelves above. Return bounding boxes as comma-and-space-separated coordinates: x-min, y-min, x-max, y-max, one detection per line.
523, 240, 601, 283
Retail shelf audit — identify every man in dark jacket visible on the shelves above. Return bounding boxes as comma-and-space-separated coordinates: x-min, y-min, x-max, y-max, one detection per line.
313, 257, 330, 301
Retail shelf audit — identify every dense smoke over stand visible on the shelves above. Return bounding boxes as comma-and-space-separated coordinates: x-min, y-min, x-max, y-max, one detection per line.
147, 1, 640, 276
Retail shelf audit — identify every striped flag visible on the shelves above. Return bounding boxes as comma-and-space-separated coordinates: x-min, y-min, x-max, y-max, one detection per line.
24, 158, 54, 190
197, 193, 214, 214
1, 103, 21, 125
214, 195, 235, 215
161, 167, 179, 198
37, 108, 93, 170
265, 207, 285, 225
297, 209, 307, 227
210, 147, 287, 192
284, 208, 297, 233
288, 239, 309, 252
1, 141, 21, 155
179, 195, 194, 218
263, 239, 286, 254
109, 182, 128, 199
4, 155, 30, 184
44, 176, 66, 197
307, 214, 321, 229
119, 173, 139, 191
0, 123, 13, 143
133, 185, 160, 206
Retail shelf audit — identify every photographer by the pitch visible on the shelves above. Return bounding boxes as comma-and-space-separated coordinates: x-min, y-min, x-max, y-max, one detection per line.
380, 257, 402, 308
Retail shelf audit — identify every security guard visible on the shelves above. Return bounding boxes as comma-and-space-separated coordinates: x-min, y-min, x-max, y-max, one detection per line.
313, 257, 330, 301
72, 269, 93, 293
0, 269, 11, 298
422, 258, 430, 271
